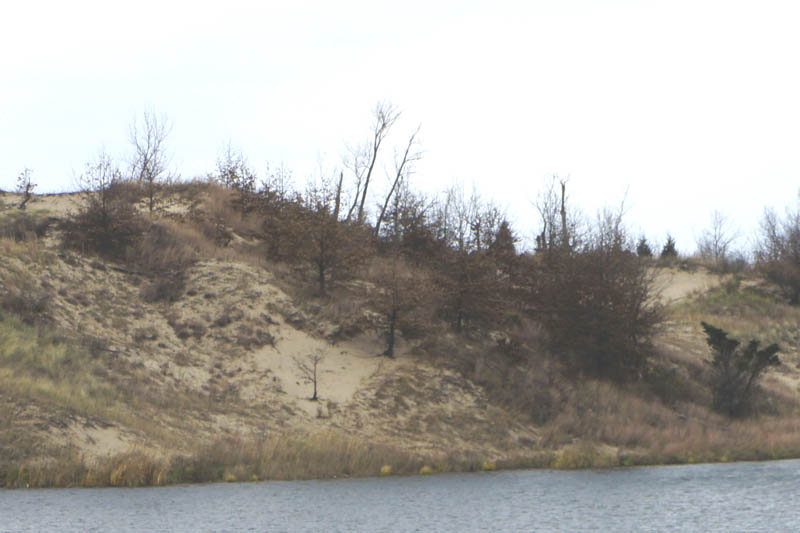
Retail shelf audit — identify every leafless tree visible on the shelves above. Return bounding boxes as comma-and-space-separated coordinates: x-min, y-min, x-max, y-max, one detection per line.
534, 176, 580, 253
77, 151, 125, 217
696, 210, 738, 266
374, 125, 422, 237
434, 182, 504, 253
756, 201, 800, 304
15, 168, 35, 209
129, 109, 173, 214
591, 192, 632, 252
346, 102, 400, 223
294, 350, 325, 401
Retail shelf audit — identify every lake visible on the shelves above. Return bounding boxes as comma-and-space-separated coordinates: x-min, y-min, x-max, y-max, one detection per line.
2, 459, 799, 531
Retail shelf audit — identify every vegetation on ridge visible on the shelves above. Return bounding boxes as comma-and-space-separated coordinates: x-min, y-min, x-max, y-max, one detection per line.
1, 106, 800, 486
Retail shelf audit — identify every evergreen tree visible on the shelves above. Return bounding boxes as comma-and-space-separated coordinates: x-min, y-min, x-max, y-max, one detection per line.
661, 234, 678, 258
702, 322, 780, 417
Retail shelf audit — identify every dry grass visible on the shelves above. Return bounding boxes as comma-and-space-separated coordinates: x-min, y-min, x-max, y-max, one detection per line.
0, 309, 198, 449
535, 374, 800, 467
0, 431, 426, 488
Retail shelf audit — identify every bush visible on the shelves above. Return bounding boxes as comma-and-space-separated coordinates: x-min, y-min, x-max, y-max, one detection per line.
0, 289, 50, 326
140, 273, 187, 302
126, 222, 197, 274
531, 245, 662, 381
702, 321, 780, 417
62, 181, 145, 258
0, 212, 54, 242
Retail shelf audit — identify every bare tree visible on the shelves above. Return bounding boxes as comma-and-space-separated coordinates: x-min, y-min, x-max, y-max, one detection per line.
15, 168, 35, 209
77, 151, 125, 220
129, 109, 173, 214
374, 125, 422, 237
696, 210, 738, 267
348, 102, 400, 223
756, 202, 800, 304
534, 176, 580, 253
591, 192, 632, 252
294, 351, 325, 401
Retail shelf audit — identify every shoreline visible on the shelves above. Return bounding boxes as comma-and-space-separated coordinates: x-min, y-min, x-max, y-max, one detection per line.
4, 436, 800, 489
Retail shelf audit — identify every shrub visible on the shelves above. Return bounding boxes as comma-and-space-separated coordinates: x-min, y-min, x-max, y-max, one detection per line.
140, 273, 186, 302
126, 222, 197, 274
531, 246, 662, 381
62, 182, 144, 258
523, 185, 663, 381
0, 212, 54, 242
0, 289, 50, 326
702, 321, 780, 417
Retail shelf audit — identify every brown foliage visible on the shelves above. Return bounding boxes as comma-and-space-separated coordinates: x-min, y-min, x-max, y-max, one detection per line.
62, 154, 145, 258
436, 249, 510, 332
370, 255, 438, 356
528, 245, 662, 381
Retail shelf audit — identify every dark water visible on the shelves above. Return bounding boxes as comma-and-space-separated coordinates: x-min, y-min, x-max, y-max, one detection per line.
2, 460, 800, 532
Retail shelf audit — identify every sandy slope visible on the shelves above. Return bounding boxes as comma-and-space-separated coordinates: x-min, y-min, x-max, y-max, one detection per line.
654, 267, 725, 303
0, 191, 770, 465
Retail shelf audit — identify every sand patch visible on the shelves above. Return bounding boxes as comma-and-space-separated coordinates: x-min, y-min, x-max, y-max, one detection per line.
1, 192, 80, 217
654, 267, 725, 303
252, 328, 382, 415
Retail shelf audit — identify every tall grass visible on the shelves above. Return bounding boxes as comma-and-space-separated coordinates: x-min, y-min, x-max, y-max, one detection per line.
0, 432, 428, 488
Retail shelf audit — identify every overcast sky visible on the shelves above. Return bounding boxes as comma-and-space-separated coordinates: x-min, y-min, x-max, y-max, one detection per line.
3, 0, 799, 252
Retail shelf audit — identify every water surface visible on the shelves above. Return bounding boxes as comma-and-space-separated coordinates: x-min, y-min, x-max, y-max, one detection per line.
2, 460, 799, 531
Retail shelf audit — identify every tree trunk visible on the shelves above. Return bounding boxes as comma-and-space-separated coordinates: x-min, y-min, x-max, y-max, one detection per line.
560, 181, 568, 249
311, 367, 318, 401
317, 261, 326, 296
384, 309, 397, 357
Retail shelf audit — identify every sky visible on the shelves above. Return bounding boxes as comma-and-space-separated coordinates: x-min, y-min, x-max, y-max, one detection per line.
2, 0, 800, 253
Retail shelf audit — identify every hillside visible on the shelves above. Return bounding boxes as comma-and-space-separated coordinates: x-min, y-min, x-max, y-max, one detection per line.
2, 186, 800, 487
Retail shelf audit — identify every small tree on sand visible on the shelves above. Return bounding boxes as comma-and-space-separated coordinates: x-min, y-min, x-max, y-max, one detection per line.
129, 109, 173, 215
294, 351, 325, 401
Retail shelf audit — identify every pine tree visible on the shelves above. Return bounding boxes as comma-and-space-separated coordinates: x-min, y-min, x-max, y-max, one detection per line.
702, 322, 780, 417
